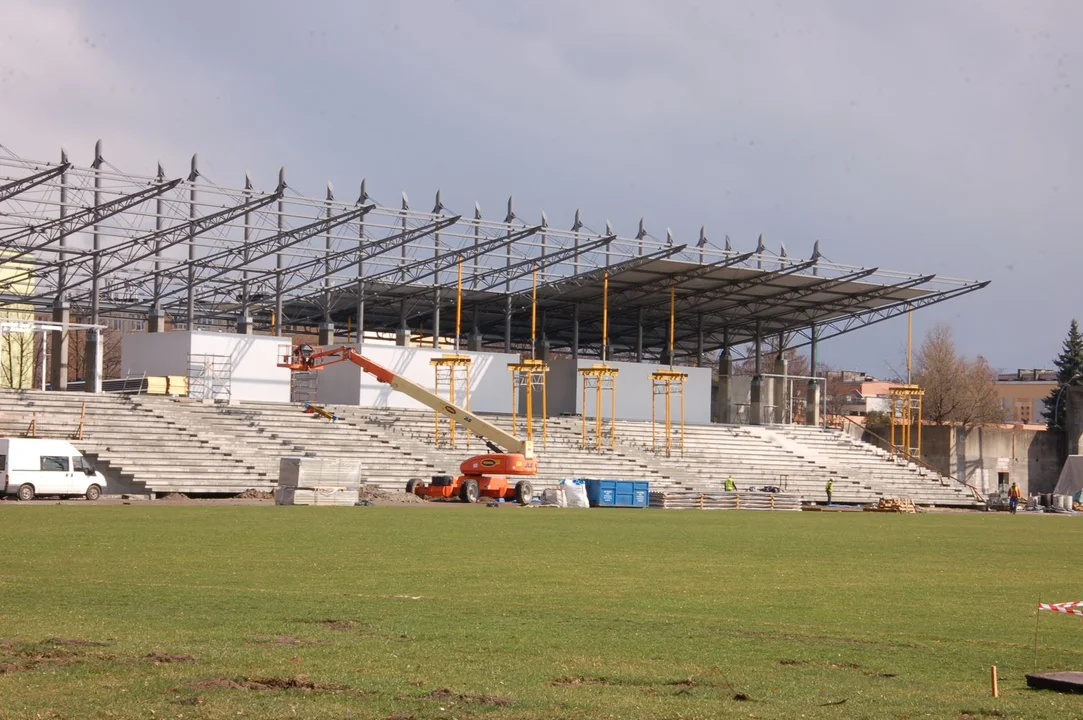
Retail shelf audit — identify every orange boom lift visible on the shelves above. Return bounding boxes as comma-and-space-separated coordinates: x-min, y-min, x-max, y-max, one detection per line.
279, 344, 537, 504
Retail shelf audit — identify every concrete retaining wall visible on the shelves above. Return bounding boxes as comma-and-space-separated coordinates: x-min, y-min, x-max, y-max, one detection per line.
852, 422, 1061, 496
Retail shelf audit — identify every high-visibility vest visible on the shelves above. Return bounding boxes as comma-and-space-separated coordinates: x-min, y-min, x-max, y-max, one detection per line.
826, 481, 834, 492
725, 477, 735, 491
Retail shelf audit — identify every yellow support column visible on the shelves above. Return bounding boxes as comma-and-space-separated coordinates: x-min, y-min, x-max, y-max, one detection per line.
579, 365, 619, 450
431, 355, 473, 447
889, 384, 925, 459
650, 369, 688, 458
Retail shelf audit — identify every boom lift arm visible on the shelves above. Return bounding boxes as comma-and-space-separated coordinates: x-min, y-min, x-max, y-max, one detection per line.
279, 345, 537, 504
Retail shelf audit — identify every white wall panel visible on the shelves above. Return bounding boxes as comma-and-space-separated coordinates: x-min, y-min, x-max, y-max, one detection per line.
121, 331, 291, 403
315, 345, 520, 413
545, 359, 713, 424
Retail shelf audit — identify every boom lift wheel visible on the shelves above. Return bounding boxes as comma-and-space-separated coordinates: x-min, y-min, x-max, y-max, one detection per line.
514, 480, 533, 505
459, 479, 480, 504
406, 478, 420, 495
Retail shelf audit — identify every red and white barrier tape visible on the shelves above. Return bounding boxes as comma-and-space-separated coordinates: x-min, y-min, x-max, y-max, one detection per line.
1039, 601, 1083, 615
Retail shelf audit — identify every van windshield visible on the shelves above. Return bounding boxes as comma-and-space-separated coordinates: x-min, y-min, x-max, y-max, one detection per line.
73, 456, 95, 473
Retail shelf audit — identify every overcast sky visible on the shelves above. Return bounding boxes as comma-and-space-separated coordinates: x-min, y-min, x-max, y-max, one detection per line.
2, 0, 1080, 376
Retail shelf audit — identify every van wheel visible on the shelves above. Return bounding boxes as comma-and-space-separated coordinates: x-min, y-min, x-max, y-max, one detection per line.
85, 484, 102, 501
17, 484, 34, 502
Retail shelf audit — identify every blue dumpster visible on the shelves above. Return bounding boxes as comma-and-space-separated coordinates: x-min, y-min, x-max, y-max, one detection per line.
581, 479, 650, 508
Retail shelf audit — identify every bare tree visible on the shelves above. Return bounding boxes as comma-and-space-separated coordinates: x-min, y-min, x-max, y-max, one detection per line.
955, 355, 1006, 427
817, 363, 851, 418
66, 329, 122, 382
914, 324, 1006, 427
0, 329, 40, 389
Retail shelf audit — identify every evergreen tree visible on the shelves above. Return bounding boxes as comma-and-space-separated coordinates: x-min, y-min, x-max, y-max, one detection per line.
1043, 319, 1083, 430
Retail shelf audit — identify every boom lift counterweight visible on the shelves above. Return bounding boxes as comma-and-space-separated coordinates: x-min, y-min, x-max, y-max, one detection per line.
279, 345, 536, 504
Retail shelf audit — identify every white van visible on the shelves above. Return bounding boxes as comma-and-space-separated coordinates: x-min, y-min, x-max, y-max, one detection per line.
0, 438, 107, 501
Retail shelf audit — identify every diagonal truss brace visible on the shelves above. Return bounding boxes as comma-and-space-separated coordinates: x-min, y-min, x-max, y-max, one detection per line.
702, 266, 881, 323
607, 250, 758, 305
31, 190, 284, 303
0, 163, 70, 203
109, 203, 377, 313
0, 178, 183, 265
358, 224, 542, 303
238, 215, 463, 312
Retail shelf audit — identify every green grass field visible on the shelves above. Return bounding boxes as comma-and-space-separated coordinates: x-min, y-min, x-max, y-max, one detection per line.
1, 505, 1082, 719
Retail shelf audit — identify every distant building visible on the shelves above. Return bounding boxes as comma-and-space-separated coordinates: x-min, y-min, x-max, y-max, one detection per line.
995, 369, 1057, 425
824, 370, 899, 417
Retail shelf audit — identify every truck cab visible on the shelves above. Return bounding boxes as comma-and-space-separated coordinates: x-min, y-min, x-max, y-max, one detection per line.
0, 438, 107, 501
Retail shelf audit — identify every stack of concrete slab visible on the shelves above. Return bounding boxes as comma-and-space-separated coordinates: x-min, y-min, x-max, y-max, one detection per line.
649, 490, 801, 511
274, 457, 361, 506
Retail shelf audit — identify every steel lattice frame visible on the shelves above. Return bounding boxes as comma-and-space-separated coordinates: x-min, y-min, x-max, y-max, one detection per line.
0, 142, 988, 362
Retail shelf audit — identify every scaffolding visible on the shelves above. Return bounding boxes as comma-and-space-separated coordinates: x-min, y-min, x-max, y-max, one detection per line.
431, 354, 472, 447
509, 359, 548, 447
651, 369, 687, 457
889, 384, 924, 459
508, 266, 548, 446
580, 364, 618, 450
578, 270, 619, 450
648, 285, 685, 456
187, 353, 232, 401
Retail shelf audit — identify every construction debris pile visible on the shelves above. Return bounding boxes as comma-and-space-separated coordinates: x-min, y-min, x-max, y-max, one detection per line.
868, 497, 917, 513
274, 458, 361, 506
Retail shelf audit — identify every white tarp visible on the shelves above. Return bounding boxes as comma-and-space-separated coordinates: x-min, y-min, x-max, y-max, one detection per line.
1054, 456, 1083, 497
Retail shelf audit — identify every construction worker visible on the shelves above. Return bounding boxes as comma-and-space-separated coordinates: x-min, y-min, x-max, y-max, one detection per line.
1008, 481, 1022, 514
724, 475, 736, 492
825, 479, 834, 506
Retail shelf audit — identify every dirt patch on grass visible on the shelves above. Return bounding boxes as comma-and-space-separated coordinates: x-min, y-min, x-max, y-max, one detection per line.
146, 652, 196, 665
299, 618, 374, 632
1, 644, 83, 674
170, 695, 204, 706
550, 676, 616, 687
425, 688, 514, 706
829, 662, 864, 670
382, 714, 415, 720
957, 712, 1004, 719
187, 676, 351, 693
665, 677, 727, 689
779, 659, 810, 666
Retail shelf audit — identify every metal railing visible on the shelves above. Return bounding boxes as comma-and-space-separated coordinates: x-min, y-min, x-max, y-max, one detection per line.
838, 415, 984, 502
